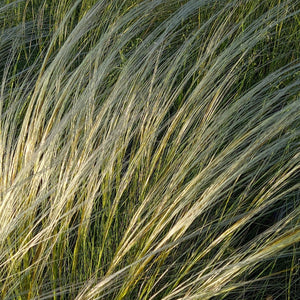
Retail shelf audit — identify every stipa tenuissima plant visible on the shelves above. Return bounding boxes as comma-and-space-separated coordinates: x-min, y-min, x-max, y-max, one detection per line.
0, 0, 299, 299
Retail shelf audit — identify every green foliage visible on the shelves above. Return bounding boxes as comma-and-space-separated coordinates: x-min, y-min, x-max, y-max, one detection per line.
0, 0, 299, 299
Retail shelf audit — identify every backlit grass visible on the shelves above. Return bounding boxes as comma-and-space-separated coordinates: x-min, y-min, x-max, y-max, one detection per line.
0, 0, 299, 299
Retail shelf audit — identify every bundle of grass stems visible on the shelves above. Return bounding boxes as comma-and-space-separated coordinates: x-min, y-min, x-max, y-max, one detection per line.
0, 0, 299, 299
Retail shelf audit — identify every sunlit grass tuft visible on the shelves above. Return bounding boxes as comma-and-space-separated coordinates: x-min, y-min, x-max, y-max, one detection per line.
0, 0, 299, 299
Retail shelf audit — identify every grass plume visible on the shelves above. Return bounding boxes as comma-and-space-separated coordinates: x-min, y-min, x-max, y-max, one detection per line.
0, 0, 299, 299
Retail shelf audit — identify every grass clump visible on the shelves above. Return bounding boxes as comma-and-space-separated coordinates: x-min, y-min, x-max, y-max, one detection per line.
0, 0, 299, 299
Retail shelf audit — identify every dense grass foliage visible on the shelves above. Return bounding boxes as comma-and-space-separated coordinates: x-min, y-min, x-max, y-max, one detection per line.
0, 0, 299, 299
